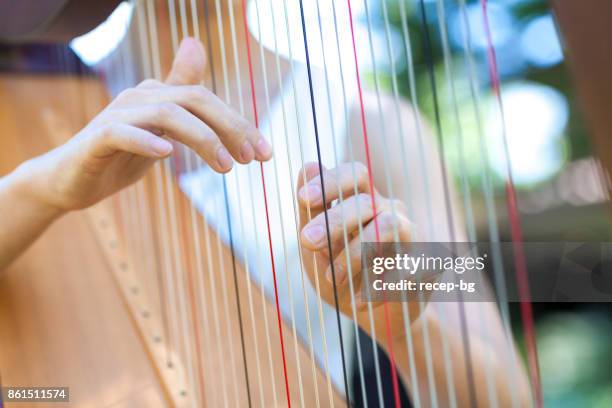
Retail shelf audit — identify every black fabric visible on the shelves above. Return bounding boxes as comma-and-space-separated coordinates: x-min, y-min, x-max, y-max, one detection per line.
352, 328, 413, 408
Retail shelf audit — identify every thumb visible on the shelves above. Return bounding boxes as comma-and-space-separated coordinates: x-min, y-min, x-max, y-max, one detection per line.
165, 37, 207, 85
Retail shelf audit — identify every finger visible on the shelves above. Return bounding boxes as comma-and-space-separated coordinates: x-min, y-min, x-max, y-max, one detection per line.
326, 210, 413, 288
114, 103, 234, 173
297, 162, 324, 229
114, 85, 271, 163
165, 37, 207, 86
301, 193, 375, 251
298, 162, 372, 208
93, 123, 173, 158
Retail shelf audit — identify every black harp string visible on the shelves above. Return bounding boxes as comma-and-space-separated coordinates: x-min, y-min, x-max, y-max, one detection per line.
198, 0, 253, 406
416, 1, 478, 408
296, 0, 352, 406
312, 0, 375, 406
215, 0, 268, 406
275, 0, 337, 405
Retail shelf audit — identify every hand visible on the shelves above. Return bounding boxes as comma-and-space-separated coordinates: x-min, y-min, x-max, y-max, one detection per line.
19, 38, 272, 212
297, 161, 420, 344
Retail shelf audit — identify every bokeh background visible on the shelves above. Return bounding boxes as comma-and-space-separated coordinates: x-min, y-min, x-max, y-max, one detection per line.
366, 0, 612, 406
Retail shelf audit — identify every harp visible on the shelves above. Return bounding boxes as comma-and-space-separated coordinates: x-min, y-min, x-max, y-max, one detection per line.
1, 0, 609, 407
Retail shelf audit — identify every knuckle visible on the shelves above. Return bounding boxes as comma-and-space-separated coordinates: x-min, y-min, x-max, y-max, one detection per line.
97, 123, 121, 146
187, 85, 210, 102
229, 117, 252, 140
157, 102, 179, 119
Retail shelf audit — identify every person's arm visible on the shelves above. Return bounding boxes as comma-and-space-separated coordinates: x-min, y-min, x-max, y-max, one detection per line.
296, 91, 531, 405
0, 37, 272, 270
0, 164, 64, 270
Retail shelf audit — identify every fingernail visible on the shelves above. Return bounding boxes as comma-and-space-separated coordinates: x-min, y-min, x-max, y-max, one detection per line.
254, 138, 273, 160
151, 139, 173, 156
298, 184, 321, 203
302, 225, 326, 246
216, 147, 233, 171
240, 140, 255, 162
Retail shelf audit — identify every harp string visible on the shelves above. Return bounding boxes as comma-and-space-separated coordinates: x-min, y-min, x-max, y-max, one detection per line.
135, 0, 170, 378
220, 1, 275, 406
479, 1, 542, 406
312, 0, 376, 405
277, 0, 335, 405
117, 7, 184, 391
296, 1, 354, 406
103, 0, 544, 406
252, 1, 325, 406
227, 1, 281, 405
330, 0, 393, 405
177, 1, 241, 405
432, 0, 496, 406
142, 0, 176, 369
195, 1, 254, 405
382, 0, 448, 405
144, 0, 213, 400
124, 6, 172, 385
456, 1, 520, 406
163, 1, 201, 398
239, 0, 293, 405
264, 2, 319, 406
345, 0, 420, 406
361, 0, 441, 406
175, 0, 215, 404
249, 2, 308, 406
416, 2, 481, 407
437, 0, 506, 407
148, 0, 185, 382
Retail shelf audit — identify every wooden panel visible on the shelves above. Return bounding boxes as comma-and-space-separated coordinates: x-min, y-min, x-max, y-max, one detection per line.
0, 74, 167, 408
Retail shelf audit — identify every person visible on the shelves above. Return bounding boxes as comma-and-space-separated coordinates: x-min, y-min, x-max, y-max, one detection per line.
0, 36, 531, 407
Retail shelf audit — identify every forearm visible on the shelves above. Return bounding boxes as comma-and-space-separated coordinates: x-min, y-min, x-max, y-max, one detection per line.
0, 160, 64, 270
390, 303, 532, 407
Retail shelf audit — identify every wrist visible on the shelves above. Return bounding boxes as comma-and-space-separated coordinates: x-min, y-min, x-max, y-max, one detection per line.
10, 159, 67, 220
